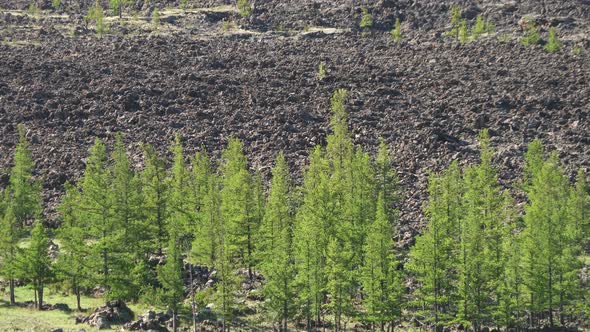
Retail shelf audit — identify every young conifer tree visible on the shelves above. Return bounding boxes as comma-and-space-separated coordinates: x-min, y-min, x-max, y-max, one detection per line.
407, 162, 463, 328
326, 237, 353, 332
259, 152, 296, 331
294, 146, 330, 330
325, 89, 371, 324
361, 193, 402, 331
157, 228, 185, 332
220, 138, 257, 280
109, 134, 142, 299
521, 149, 577, 327
168, 134, 195, 247
79, 138, 115, 291
1, 124, 42, 305
56, 182, 91, 311
0, 206, 21, 305
141, 144, 169, 255
457, 130, 507, 330
20, 220, 53, 309
191, 171, 221, 268
494, 191, 522, 328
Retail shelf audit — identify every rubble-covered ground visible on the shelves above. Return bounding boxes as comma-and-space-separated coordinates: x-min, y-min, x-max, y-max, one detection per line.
0, 0, 589, 236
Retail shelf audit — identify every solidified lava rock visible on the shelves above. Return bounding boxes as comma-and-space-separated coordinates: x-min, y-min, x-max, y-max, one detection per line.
0, 1, 588, 235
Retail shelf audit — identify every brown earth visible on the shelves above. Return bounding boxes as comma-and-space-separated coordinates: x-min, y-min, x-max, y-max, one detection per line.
0, 1, 589, 236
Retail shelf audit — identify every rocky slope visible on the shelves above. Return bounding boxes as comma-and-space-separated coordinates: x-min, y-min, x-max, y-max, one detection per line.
0, 1, 589, 234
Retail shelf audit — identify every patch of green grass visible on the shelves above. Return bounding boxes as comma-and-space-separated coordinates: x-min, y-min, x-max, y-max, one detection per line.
0, 287, 152, 331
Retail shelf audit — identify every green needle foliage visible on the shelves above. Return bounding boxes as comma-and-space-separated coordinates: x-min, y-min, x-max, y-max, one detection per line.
18, 220, 53, 310
294, 146, 330, 330
521, 147, 584, 327
152, 8, 161, 29
0, 124, 42, 305
391, 18, 402, 43
521, 24, 541, 46
457, 130, 508, 330
458, 19, 469, 44
237, 0, 252, 18
1, 96, 589, 330
191, 162, 220, 269
0, 206, 22, 306
408, 162, 463, 328
220, 138, 258, 280
447, 5, 462, 39
86, 1, 106, 37
56, 182, 91, 311
180, 0, 188, 11
361, 193, 402, 330
360, 8, 373, 30
471, 15, 495, 40
109, 134, 142, 299
7, 125, 42, 227
141, 144, 169, 255
317, 62, 326, 81
259, 152, 296, 331
78, 138, 119, 295
545, 27, 561, 53
157, 229, 184, 332
168, 134, 194, 245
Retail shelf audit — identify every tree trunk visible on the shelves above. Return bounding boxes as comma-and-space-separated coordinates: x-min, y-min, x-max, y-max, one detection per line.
306, 299, 311, 332
34, 285, 38, 308
190, 267, 197, 332
9, 278, 15, 305
172, 310, 177, 332
76, 285, 82, 311
38, 284, 44, 310
549, 264, 554, 327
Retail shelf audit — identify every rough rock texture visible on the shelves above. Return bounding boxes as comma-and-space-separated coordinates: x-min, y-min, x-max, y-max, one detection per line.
123, 310, 171, 331
77, 300, 134, 329
0, 1, 589, 235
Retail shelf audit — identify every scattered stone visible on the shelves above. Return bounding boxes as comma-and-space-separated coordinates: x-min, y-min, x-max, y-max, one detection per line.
78, 300, 134, 329
123, 310, 171, 331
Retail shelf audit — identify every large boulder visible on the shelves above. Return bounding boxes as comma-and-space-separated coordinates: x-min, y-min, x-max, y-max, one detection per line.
123, 310, 171, 331
78, 300, 134, 330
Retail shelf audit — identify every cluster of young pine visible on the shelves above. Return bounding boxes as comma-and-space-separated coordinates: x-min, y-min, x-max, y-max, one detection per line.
0, 91, 588, 332
408, 132, 590, 331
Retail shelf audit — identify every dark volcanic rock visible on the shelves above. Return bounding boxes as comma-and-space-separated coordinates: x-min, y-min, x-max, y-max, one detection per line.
0, 1, 588, 235
78, 300, 134, 329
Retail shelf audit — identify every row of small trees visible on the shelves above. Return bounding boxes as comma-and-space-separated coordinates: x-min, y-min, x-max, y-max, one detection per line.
408, 134, 590, 330
0, 90, 588, 331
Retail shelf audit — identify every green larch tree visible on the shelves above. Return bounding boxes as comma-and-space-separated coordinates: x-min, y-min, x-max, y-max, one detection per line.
494, 192, 523, 328
1, 124, 42, 305
259, 152, 296, 331
140, 144, 169, 255
521, 149, 578, 327
7, 124, 42, 227
326, 237, 353, 332
0, 205, 21, 305
109, 134, 143, 299
457, 130, 507, 330
407, 162, 463, 328
361, 193, 402, 331
191, 172, 221, 268
79, 138, 115, 291
220, 138, 256, 280
56, 182, 91, 311
168, 134, 195, 247
294, 146, 331, 330
157, 228, 185, 332
375, 138, 398, 218
20, 220, 53, 310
